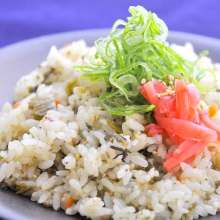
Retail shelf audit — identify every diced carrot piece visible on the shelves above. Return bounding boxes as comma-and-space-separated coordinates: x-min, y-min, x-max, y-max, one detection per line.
208, 103, 218, 118
13, 101, 20, 109
65, 196, 74, 209
54, 99, 61, 107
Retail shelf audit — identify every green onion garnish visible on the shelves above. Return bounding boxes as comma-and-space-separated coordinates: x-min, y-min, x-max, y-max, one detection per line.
75, 5, 200, 116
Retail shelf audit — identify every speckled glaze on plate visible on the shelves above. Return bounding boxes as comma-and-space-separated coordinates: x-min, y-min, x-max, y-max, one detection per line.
0, 29, 220, 220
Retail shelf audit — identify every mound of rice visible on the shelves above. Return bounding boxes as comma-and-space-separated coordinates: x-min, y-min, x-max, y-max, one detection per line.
1, 41, 220, 220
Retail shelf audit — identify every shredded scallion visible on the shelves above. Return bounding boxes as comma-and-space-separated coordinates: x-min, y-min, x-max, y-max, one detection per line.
75, 5, 200, 116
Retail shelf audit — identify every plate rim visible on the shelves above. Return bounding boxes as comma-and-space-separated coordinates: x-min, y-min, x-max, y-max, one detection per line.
1, 29, 220, 52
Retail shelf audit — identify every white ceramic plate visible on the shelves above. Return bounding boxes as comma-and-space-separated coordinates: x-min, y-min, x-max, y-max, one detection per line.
0, 30, 220, 220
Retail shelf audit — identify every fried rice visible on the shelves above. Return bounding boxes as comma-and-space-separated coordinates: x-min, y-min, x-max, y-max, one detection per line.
0, 39, 220, 220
